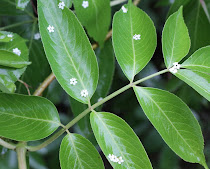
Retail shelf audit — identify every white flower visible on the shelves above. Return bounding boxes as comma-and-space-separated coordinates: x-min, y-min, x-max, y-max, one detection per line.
13, 48, 21, 56
82, 1, 89, 8
81, 89, 88, 97
173, 62, 181, 69
0, 35, 5, 39
121, 6, 128, 13
70, 78, 77, 85
133, 34, 141, 40
34, 33, 41, 40
47, 25, 55, 33
169, 67, 177, 74
108, 154, 124, 165
7, 34, 13, 38
98, 97, 103, 102
58, 1, 65, 10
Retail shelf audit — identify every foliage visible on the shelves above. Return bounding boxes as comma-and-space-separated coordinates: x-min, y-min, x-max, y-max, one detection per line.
0, 0, 209, 169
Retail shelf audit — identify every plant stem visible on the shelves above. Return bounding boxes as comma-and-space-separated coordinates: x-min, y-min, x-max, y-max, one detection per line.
0, 138, 16, 150
0, 20, 34, 31
110, 0, 127, 6
16, 142, 27, 169
27, 69, 169, 152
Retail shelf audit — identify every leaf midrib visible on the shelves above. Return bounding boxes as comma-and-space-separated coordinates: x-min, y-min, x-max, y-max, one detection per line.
0, 111, 60, 126
139, 89, 200, 157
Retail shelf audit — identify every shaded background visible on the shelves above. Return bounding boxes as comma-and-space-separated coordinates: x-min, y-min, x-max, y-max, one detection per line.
0, 0, 209, 168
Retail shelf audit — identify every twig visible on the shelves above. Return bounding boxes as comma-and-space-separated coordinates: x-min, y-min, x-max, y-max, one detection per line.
18, 80, 31, 95
30, 0, 38, 16
0, 138, 16, 150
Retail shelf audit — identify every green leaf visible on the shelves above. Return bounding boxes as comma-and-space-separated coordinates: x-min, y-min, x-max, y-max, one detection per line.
59, 133, 104, 169
0, 93, 61, 141
181, 46, 210, 73
38, 0, 99, 104
90, 111, 153, 169
0, 32, 29, 93
73, 0, 111, 46
134, 87, 207, 167
0, 32, 13, 42
168, 0, 210, 55
0, 50, 30, 68
70, 40, 115, 136
162, 6, 190, 68
62, 0, 73, 8
175, 69, 210, 101
16, 0, 30, 11
112, 2, 157, 81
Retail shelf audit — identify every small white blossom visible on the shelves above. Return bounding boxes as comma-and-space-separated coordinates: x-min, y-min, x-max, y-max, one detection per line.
169, 67, 177, 74
173, 62, 181, 69
98, 97, 103, 102
47, 25, 55, 33
133, 34, 141, 40
0, 35, 5, 39
81, 89, 88, 97
121, 6, 128, 13
13, 48, 21, 56
58, 1, 65, 10
7, 34, 13, 38
70, 78, 77, 85
82, 1, 89, 8
34, 33, 41, 40
108, 154, 124, 165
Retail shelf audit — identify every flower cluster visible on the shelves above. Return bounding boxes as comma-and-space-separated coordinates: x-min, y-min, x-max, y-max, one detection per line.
133, 34, 141, 40
13, 48, 21, 56
82, 1, 89, 8
121, 6, 128, 13
169, 62, 181, 74
58, 1, 65, 10
108, 154, 124, 164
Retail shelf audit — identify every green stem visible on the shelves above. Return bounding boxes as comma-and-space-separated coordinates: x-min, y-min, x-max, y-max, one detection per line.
110, 0, 127, 6
0, 20, 34, 31
27, 69, 169, 152
16, 142, 27, 169
0, 138, 16, 150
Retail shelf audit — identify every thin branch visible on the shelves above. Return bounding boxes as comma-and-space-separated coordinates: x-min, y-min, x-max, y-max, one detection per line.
16, 142, 27, 169
110, 0, 127, 6
18, 80, 31, 95
0, 138, 16, 150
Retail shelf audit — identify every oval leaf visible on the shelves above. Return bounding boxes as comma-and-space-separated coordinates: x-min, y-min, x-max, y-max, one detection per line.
134, 87, 207, 167
90, 111, 153, 169
181, 46, 210, 73
0, 50, 30, 68
74, 0, 111, 46
175, 69, 210, 101
60, 133, 104, 169
112, 2, 157, 82
0, 93, 61, 141
162, 6, 191, 68
38, 0, 99, 104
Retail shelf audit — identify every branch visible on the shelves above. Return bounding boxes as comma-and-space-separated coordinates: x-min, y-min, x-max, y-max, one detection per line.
0, 138, 16, 150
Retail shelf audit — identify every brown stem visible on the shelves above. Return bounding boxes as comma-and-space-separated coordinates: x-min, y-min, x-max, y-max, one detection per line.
18, 80, 31, 95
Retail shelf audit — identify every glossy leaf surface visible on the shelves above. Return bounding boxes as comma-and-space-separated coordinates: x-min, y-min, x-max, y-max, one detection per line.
175, 69, 210, 101
162, 7, 190, 68
38, 0, 99, 104
74, 0, 111, 46
0, 93, 61, 141
0, 50, 30, 68
60, 133, 104, 169
70, 40, 115, 136
0, 33, 29, 93
182, 46, 210, 73
168, 0, 210, 55
16, 0, 30, 10
113, 2, 157, 81
90, 111, 153, 169
134, 87, 206, 166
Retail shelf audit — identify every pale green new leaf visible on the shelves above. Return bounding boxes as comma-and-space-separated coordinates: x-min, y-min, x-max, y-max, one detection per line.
38, 0, 99, 104
181, 46, 210, 73
73, 0, 111, 46
16, 0, 30, 10
134, 87, 207, 167
0, 93, 61, 141
90, 111, 153, 169
112, 2, 157, 81
0, 50, 30, 68
162, 6, 190, 68
175, 69, 210, 101
0, 32, 29, 93
59, 133, 104, 169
